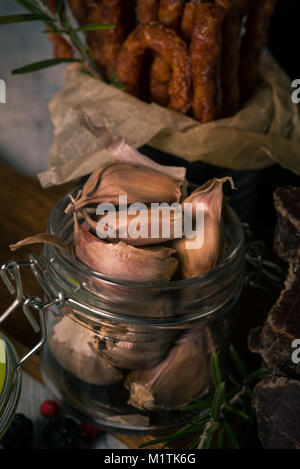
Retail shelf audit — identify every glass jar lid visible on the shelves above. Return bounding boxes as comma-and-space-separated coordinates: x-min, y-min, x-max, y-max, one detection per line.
0, 260, 47, 440
0, 332, 22, 439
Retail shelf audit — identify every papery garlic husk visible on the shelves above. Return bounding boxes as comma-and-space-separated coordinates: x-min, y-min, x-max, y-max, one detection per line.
173, 177, 234, 278
126, 325, 215, 411
66, 162, 184, 214
82, 205, 183, 246
48, 314, 123, 386
74, 214, 178, 283
10, 233, 70, 254
97, 322, 179, 370
108, 138, 187, 183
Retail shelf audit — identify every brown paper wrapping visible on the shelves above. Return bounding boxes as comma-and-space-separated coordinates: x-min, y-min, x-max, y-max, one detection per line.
38, 53, 300, 188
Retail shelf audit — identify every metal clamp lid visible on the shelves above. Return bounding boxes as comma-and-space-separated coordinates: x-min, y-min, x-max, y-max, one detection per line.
0, 255, 64, 370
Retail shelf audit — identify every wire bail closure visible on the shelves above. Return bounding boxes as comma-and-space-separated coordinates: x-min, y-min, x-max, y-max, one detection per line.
0, 256, 65, 370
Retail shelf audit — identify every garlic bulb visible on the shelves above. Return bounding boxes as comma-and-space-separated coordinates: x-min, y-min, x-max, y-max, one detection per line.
173, 177, 234, 278
49, 314, 123, 386
126, 325, 215, 411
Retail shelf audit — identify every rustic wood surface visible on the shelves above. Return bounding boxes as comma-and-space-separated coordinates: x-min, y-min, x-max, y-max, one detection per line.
0, 163, 279, 449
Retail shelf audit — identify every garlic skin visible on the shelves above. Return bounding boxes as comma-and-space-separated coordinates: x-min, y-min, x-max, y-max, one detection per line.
173, 177, 234, 278
10, 233, 70, 254
49, 315, 123, 386
126, 326, 215, 411
67, 162, 183, 214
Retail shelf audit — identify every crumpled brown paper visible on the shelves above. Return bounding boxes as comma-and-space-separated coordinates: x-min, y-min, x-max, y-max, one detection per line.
38, 53, 300, 188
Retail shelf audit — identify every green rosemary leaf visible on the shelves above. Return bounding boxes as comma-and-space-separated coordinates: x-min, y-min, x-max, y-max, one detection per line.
224, 405, 250, 421
229, 374, 241, 388
12, 57, 80, 74
217, 422, 225, 449
0, 14, 47, 25
56, 0, 64, 16
229, 344, 248, 379
211, 382, 225, 420
73, 23, 116, 32
139, 424, 206, 448
15, 0, 40, 14
211, 352, 222, 387
245, 368, 269, 384
224, 421, 240, 449
189, 436, 201, 449
182, 400, 212, 412
204, 421, 220, 449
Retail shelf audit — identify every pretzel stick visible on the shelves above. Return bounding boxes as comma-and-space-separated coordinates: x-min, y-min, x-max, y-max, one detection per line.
239, 0, 278, 100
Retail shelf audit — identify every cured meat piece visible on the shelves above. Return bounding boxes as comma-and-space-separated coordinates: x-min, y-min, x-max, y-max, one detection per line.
215, 0, 240, 117
274, 187, 300, 263
249, 257, 300, 377
239, 0, 278, 100
150, 1, 185, 106
253, 374, 300, 449
137, 0, 160, 24
158, 0, 185, 30
191, 3, 225, 122
180, 0, 201, 42
118, 23, 192, 114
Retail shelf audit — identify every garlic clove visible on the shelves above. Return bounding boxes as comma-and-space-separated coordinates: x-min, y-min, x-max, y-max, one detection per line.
74, 214, 178, 283
67, 162, 184, 214
173, 177, 234, 278
82, 205, 183, 246
97, 322, 179, 370
49, 314, 123, 386
126, 326, 215, 411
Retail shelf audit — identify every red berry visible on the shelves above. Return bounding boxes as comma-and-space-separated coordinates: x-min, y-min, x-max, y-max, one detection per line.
79, 423, 100, 441
40, 400, 60, 418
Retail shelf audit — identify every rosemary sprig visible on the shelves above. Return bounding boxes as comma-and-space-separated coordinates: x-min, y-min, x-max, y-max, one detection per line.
140, 347, 269, 450
1, 0, 115, 79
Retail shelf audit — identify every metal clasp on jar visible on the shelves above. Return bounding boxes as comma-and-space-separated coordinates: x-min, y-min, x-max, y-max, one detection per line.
0, 255, 64, 369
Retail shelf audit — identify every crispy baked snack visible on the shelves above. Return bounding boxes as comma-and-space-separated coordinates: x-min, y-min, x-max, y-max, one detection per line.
215, 0, 240, 117
239, 0, 278, 100
47, 0, 73, 58
118, 22, 192, 114
191, 2, 225, 122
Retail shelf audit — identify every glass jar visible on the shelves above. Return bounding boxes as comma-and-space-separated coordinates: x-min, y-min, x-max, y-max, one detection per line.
35, 190, 246, 434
